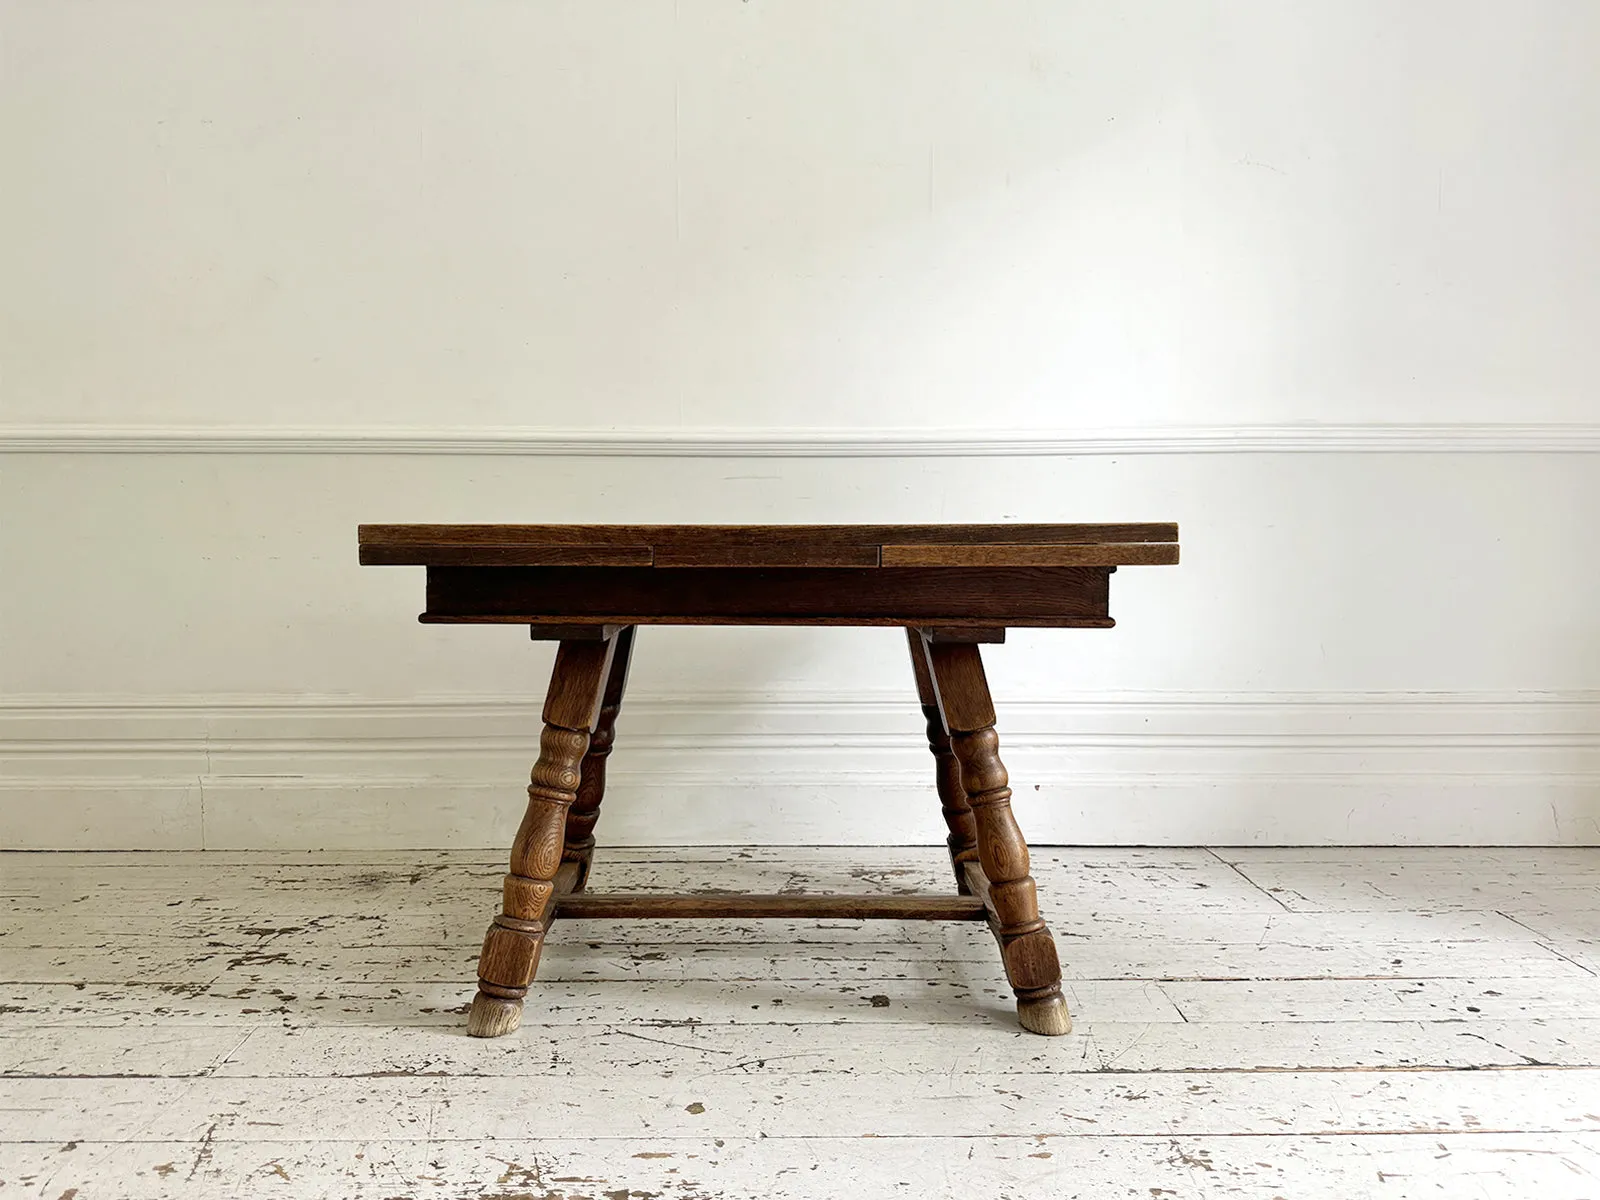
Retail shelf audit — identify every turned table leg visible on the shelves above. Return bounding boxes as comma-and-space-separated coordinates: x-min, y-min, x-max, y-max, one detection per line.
561, 626, 634, 894
905, 629, 979, 891
921, 635, 1072, 1036
467, 635, 619, 1038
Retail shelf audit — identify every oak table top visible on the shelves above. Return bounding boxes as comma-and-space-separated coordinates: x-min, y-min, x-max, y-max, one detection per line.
360, 521, 1179, 1039
359, 522, 1178, 630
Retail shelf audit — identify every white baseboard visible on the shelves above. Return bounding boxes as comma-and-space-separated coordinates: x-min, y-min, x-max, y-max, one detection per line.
4, 692, 1598, 849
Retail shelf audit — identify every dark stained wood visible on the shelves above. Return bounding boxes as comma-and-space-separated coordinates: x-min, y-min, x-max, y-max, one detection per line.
551, 861, 582, 897
359, 521, 1178, 1039
922, 636, 997, 731
362, 521, 1179, 544
528, 624, 625, 642
651, 542, 881, 568
928, 640, 1071, 1036
361, 543, 652, 567
561, 626, 635, 893
433, 613, 1112, 629
467, 635, 617, 1038
554, 893, 987, 921
366, 521, 1190, 569
907, 629, 979, 892
882, 542, 1179, 567
422, 565, 1112, 626
922, 626, 1007, 643
542, 639, 619, 730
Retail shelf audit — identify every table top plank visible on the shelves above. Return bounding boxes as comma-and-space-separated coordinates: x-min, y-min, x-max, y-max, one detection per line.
882, 543, 1179, 568
652, 543, 882, 568
360, 543, 654, 567
360, 523, 1179, 568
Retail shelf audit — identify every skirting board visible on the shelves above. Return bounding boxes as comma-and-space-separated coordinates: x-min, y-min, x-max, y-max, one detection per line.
6, 777, 1598, 853
3, 691, 1599, 850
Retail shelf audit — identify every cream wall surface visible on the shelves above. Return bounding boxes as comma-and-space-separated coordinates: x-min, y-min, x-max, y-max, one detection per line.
3, 2, 1597, 846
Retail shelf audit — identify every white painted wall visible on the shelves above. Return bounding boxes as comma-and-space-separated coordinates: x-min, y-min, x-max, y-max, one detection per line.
3, 1, 1598, 847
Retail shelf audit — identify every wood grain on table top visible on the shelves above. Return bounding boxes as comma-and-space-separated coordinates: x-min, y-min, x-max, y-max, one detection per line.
359, 523, 1180, 568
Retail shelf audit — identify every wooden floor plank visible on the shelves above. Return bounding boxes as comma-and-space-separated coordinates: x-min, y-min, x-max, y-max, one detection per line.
9, 1068, 1600, 1143
0, 1028, 252, 1078
1498, 909, 1600, 940
0, 905, 1545, 952
1162, 974, 1600, 1022
4, 973, 1590, 1031
0, 857, 1283, 917
13, 1018, 1600, 1080
7, 1133, 1600, 1200
1219, 846, 1600, 869
1222, 858, 1600, 913
0, 937, 1584, 986
0, 976, 1184, 1028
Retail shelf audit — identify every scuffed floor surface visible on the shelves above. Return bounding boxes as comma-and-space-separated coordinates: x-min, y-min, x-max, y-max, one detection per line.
3, 846, 1600, 1198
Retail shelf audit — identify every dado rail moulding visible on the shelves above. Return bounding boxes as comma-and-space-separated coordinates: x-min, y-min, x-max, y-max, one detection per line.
4, 423, 1600, 456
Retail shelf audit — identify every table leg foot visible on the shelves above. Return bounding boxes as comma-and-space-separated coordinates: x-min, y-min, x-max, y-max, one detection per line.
467, 990, 524, 1038
1017, 991, 1073, 1036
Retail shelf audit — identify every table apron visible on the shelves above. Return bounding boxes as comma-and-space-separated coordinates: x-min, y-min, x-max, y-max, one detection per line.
421, 565, 1114, 627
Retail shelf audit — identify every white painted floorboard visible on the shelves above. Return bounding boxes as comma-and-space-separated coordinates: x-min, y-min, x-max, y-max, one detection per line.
2, 847, 1599, 1199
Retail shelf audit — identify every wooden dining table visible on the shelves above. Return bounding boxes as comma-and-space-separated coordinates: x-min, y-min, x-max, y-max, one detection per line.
359, 522, 1179, 1038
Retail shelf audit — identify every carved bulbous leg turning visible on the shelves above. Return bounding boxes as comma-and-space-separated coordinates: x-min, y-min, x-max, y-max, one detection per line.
467, 724, 590, 1037
468, 636, 618, 1038
948, 726, 1070, 1035
925, 637, 1071, 1037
